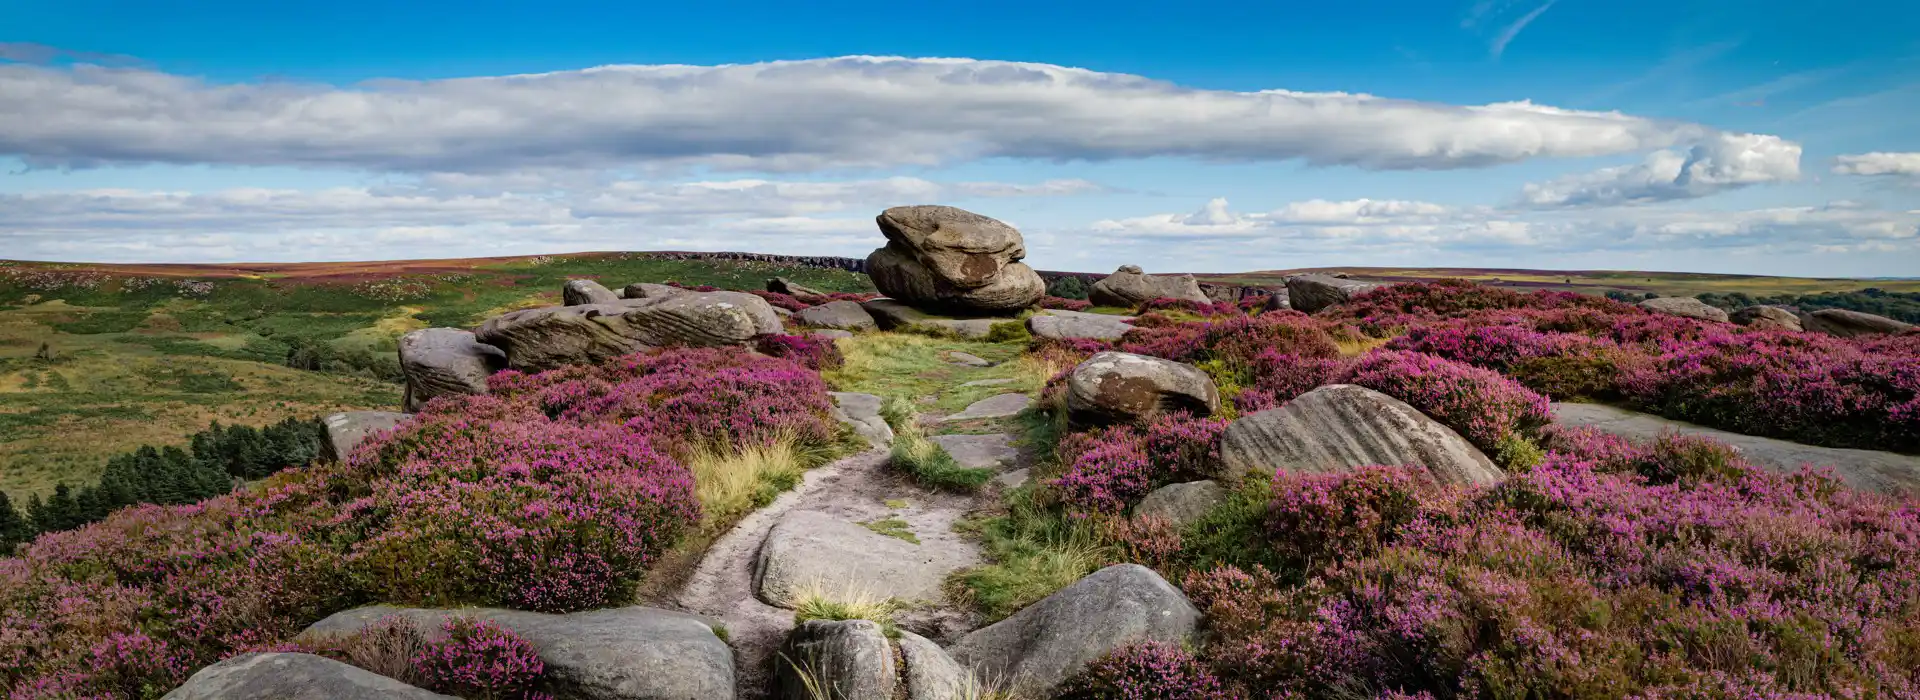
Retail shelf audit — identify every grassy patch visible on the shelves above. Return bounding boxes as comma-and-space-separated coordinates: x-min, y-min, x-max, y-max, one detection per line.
824, 333, 1027, 405
858, 517, 920, 544
790, 580, 900, 637
49, 311, 150, 335
687, 436, 810, 526
952, 486, 1108, 621
886, 398, 995, 491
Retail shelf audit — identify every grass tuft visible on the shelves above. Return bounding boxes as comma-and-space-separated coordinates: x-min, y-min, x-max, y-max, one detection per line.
790, 580, 901, 637
886, 398, 995, 491
687, 436, 807, 525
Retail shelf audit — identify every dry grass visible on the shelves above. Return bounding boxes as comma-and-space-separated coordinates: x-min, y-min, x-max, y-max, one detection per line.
790, 579, 900, 633
687, 436, 807, 525
1335, 335, 1393, 357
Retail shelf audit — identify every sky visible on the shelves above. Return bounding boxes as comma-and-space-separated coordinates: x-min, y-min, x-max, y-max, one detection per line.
3, 0, 1919, 277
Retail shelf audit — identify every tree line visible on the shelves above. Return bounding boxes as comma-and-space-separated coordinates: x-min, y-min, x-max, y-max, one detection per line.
0, 417, 327, 553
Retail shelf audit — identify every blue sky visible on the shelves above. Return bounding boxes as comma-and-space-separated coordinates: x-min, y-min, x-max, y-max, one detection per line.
3, 0, 1918, 276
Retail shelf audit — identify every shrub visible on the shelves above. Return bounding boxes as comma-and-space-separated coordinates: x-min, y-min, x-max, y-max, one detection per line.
1118, 312, 1339, 371
1047, 275, 1092, 300
755, 333, 845, 371
1136, 297, 1241, 317
1039, 295, 1094, 312
1347, 350, 1551, 453
1055, 642, 1232, 700
1049, 414, 1228, 514
984, 321, 1032, 343
413, 618, 547, 700
747, 290, 809, 311
1233, 351, 1352, 413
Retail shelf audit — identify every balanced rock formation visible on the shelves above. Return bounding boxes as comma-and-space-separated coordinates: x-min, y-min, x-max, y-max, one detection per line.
320, 411, 409, 462
1638, 296, 1730, 323
1730, 305, 1803, 331
1286, 274, 1383, 313
1087, 265, 1210, 308
1217, 384, 1502, 486
162, 653, 455, 700
563, 279, 620, 306
397, 328, 508, 412
793, 300, 878, 331
776, 620, 896, 700
298, 605, 735, 700
949, 564, 1200, 698
1803, 308, 1914, 338
477, 291, 781, 372
1065, 352, 1219, 426
864, 205, 1045, 313
1026, 308, 1134, 341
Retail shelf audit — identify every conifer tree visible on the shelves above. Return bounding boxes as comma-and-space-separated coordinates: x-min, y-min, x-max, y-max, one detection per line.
0, 490, 28, 553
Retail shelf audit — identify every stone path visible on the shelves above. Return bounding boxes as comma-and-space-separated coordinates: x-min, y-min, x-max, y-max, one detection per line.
941, 393, 1033, 422
1551, 402, 1920, 496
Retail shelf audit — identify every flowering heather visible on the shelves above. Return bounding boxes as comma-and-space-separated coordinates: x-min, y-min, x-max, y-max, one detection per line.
1326, 278, 1633, 332
1055, 642, 1235, 700
1264, 466, 1464, 576
0, 347, 832, 698
754, 333, 845, 372
1237, 295, 1273, 313
1049, 414, 1228, 514
746, 290, 809, 311
1233, 351, 1353, 413
1135, 297, 1242, 317
1347, 350, 1552, 453
413, 618, 547, 700
1039, 295, 1095, 311
1118, 311, 1340, 369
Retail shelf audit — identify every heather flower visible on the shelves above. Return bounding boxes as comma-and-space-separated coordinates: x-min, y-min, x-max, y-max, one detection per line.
1056, 641, 1236, 700
1347, 350, 1551, 453
413, 618, 546, 700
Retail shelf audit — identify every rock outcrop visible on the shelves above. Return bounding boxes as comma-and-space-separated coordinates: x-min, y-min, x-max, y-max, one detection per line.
1026, 309, 1134, 341
949, 564, 1200, 698
864, 205, 1045, 313
320, 411, 409, 462
397, 328, 507, 412
622, 282, 687, 300
793, 300, 878, 331
862, 299, 1003, 339
1730, 305, 1803, 331
776, 620, 896, 700
476, 291, 781, 372
896, 630, 977, 700
1132, 480, 1228, 528
830, 392, 894, 448
298, 606, 734, 700
1803, 308, 1914, 338
767, 277, 826, 297
755, 510, 959, 607
1286, 274, 1384, 313
1639, 296, 1730, 323
563, 279, 620, 306
162, 653, 455, 700
1065, 352, 1219, 426
1217, 384, 1503, 486
1087, 265, 1210, 308
1262, 290, 1292, 312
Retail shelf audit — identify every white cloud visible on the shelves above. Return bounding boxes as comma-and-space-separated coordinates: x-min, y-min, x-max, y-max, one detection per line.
1833, 152, 1920, 184
1519, 132, 1801, 207
0, 56, 1745, 173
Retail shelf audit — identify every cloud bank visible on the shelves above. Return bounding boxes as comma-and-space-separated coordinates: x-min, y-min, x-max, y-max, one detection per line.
1519, 133, 1802, 207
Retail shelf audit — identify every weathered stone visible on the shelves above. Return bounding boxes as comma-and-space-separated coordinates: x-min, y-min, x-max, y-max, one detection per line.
949, 564, 1200, 698
1027, 309, 1134, 341
945, 351, 992, 367
1286, 274, 1383, 313
776, 620, 896, 700
476, 292, 781, 372
563, 279, 620, 306
1218, 384, 1502, 486
1803, 308, 1914, 338
297, 606, 733, 700
865, 205, 1045, 312
321, 411, 409, 462
807, 328, 855, 341
1730, 305, 1803, 331
862, 299, 1004, 339
897, 630, 976, 700
398, 328, 507, 412
756, 511, 958, 606
622, 282, 688, 300
1065, 352, 1219, 426
942, 393, 1033, 422
929, 433, 1020, 470
959, 378, 1016, 388
995, 468, 1032, 489
831, 392, 894, 448
793, 300, 877, 331
1638, 296, 1730, 323
1132, 480, 1228, 528
1262, 290, 1292, 312
161, 653, 455, 700
767, 277, 825, 297
1087, 265, 1210, 308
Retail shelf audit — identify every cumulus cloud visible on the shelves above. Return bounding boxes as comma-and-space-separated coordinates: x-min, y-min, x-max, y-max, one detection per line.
1833, 152, 1920, 184
1519, 132, 1801, 207
0, 57, 1741, 173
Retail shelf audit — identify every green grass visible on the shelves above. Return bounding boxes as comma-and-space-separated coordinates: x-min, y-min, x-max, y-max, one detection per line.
885, 398, 996, 491
858, 517, 920, 544
952, 486, 1109, 621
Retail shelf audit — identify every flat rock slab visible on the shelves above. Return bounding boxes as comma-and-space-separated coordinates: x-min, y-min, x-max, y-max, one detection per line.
756, 510, 965, 607
321, 411, 410, 462
162, 653, 455, 700
949, 564, 1200, 698
995, 468, 1032, 489
942, 393, 1033, 422
930, 433, 1021, 470
945, 351, 993, 367
831, 392, 895, 448
959, 378, 1016, 388
1028, 309, 1135, 341
1551, 402, 1920, 496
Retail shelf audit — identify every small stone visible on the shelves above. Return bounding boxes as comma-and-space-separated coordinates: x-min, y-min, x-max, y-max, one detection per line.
794, 300, 878, 331
562, 279, 620, 306
1286, 274, 1383, 313
946, 351, 992, 367
949, 564, 1200, 698
776, 620, 896, 700
1064, 352, 1219, 426
942, 393, 1034, 422
929, 433, 1020, 470
831, 392, 894, 448
1638, 297, 1730, 323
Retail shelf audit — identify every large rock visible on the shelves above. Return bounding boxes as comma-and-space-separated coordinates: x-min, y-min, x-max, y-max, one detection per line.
1064, 352, 1219, 426
1730, 305, 1803, 331
321, 411, 410, 462
830, 391, 894, 448
776, 620, 895, 700
1804, 308, 1914, 338
949, 564, 1200, 698
398, 328, 507, 412
1087, 265, 1210, 308
563, 279, 620, 306
793, 300, 878, 331
161, 653, 455, 700
756, 510, 957, 607
897, 630, 976, 700
862, 299, 1003, 339
767, 277, 825, 297
1286, 274, 1383, 313
476, 292, 781, 371
1132, 480, 1228, 528
1262, 290, 1292, 312
622, 282, 687, 300
865, 205, 1045, 312
1217, 384, 1502, 486
1638, 296, 1730, 323
1027, 309, 1134, 341
298, 606, 734, 700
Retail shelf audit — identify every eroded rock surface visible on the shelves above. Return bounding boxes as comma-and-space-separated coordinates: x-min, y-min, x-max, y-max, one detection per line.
755, 511, 958, 607
563, 279, 620, 306
864, 205, 1045, 312
776, 620, 896, 700
398, 328, 507, 411
1731, 305, 1803, 331
1132, 480, 1228, 528
162, 653, 455, 700
793, 300, 877, 331
1027, 309, 1134, 341
1286, 274, 1383, 313
476, 292, 780, 371
1087, 265, 1210, 307
830, 392, 894, 448
321, 411, 410, 462
1218, 384, 1502, 486
1639, 296, 1730, 323
1065, 352, 1219, 426
1803, 308, 1913, 337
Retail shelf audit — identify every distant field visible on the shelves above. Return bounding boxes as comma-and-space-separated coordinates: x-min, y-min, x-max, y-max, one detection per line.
0, 253, 875, 499
1196, 266, 1920, 298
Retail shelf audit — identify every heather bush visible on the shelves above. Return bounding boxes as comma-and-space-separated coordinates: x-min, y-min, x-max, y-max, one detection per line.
1327, 279, 1631, 333
1055, 641, 1234, 700
746, 290, 809, 311
1347, 350, 1551, 456
1232, 351, 1352, 413
754, 333, 845, 371
1135, 297, 1241, 318
1263, 466, 1463, 577
1118, 311, 1339, 372
413, 618, 547, 700
1039, 295, 1094, 311
1049, 413, 1227, 514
